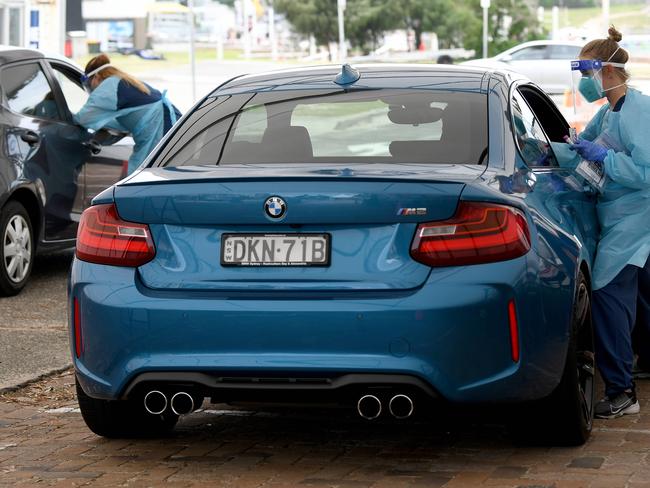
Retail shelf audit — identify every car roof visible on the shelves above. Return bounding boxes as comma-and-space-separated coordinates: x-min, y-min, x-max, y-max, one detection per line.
214, 64, 503, 96
0, 45, 82, 71
505, 40, 584, 50
0, 45, 44, 64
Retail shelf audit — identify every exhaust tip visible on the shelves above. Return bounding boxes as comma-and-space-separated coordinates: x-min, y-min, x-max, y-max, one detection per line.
357, 394, 382, 420
144, 390, 167, 415
170, 391, 195, 416
389, 394, 414, 419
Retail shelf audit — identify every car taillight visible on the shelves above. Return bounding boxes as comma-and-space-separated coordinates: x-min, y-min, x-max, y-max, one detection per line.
76, 203, 155, 267
410, 202, 530, 267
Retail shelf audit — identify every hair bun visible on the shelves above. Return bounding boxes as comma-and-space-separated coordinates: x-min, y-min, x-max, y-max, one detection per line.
608, 26, 623, 42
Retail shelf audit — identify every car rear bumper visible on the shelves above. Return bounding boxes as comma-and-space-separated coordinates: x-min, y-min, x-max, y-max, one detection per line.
69, 254, 571, 405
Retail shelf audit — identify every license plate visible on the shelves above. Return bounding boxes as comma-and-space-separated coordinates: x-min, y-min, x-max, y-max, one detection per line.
221, 233, 330, 266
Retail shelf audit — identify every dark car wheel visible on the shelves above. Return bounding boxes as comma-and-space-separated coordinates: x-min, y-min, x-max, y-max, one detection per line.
511, 270, 595, 446
76, 378, 178, 438
0, 201, 34, 296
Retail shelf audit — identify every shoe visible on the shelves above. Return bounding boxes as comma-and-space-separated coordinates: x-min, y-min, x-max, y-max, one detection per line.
595, 390, 640, 419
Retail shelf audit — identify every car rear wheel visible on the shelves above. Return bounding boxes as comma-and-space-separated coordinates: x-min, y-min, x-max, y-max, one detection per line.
76, 378, 178, 438
511, 270, 595, 445
0, 201, 34, 296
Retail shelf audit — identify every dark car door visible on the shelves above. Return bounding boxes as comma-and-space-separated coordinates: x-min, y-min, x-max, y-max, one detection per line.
0, 60, 88, 241
45, 60, 133, 207
510, 83, 599, 322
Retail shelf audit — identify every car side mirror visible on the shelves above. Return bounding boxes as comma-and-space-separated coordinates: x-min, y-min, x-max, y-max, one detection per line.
500, 54, 513, 63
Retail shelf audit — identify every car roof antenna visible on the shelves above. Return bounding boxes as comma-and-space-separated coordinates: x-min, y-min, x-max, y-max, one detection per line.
334, 64, 360, 86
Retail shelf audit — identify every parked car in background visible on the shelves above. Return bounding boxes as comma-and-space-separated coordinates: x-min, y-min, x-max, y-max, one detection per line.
0, 46, 132, 295
462, 40, 583, 94
71, 64, 598, 445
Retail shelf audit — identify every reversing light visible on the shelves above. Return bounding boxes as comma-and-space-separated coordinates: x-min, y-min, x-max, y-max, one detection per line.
76, 204, 155, 267
410, 201, 531, 267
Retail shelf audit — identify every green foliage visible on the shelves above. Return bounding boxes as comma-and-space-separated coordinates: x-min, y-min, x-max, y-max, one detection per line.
345, 0, 403, 52
463, 0, 546, 56
275, 0, 339, 48
275, 0, 545, 57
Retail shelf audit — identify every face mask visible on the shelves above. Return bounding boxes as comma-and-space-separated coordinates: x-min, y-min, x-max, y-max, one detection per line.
578, 75, 604, 102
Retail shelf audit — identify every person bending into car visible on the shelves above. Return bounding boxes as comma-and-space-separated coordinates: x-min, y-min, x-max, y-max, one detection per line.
566, 27, 650, 419
74, 54, 182, 175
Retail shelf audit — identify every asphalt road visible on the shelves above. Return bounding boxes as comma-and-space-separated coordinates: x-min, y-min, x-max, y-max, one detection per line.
0, 251, 73, 390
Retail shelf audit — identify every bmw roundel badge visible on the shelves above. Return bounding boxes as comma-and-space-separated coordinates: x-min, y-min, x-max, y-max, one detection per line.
264, 196, 286, 219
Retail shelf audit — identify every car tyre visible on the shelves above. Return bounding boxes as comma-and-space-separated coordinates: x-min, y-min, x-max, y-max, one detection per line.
511, 270, 595, 446
76, 378, 178, 438
0, 201, 34, 296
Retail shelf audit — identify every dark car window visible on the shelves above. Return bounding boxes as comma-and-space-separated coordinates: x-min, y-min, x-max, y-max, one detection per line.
508, 45, 547, 61
511, 91, 558, 168
159, 89, 488, 166
518, 85, 569, 143
50, 63, 88, 115
548, 45, 581, 60
1, 63, 62, 121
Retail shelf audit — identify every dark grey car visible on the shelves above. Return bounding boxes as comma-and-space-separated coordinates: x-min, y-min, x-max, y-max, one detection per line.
0, 46, 132, 295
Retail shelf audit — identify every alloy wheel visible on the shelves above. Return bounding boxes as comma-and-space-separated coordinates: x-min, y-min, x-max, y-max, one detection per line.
3, 214, 31, 283
575, 281, 595, 430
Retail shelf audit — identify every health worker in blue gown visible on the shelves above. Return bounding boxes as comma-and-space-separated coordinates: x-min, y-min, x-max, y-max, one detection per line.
74, 54, 181, 175
566, 27, 650, 420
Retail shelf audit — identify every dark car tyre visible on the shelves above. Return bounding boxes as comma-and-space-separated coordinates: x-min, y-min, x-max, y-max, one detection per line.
76, 378, 178, 438
0, 201, 34, 296
511, 270, 595, 446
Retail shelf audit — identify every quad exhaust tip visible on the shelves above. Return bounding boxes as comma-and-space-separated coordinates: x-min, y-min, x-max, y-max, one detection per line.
389, 394, 414, 419
170, 391, 195, 416
357, 394, 382, 420
143, 390, 167, 415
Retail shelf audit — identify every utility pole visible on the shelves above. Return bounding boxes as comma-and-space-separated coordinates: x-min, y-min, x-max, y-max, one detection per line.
481, 0, 489, 58
188, 0, 196, 103
268, 0, 277, 61
58, 0, 66, 54
242, 0, 251, 60
602, 0, 610, 31
337, 0, 346, 62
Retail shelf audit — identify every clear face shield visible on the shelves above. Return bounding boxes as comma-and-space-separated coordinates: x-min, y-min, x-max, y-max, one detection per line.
570, 50, 626, 112
81, 64, 112, 91
570, 59, 603, 114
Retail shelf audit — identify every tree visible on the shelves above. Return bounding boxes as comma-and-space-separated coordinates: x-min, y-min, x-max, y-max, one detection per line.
345, 0, 403, 53
275, 0, 339, 52
463, 0, 546, 56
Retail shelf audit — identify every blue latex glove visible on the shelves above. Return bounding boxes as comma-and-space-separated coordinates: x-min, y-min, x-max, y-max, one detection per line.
569, 138, 608, 163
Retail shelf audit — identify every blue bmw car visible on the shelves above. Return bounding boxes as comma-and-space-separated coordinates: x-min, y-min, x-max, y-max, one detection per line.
69, 64, 598, 445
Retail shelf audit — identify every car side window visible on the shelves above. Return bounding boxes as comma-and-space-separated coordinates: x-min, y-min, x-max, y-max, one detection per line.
1, 62, 62, 121
511, 91, 558, 167
50, 63, 89, 115
548, 45, 580, 60
509, 45, 547, 61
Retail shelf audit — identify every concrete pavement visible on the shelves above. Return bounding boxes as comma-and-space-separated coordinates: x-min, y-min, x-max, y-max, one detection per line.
0, 251, 72, 391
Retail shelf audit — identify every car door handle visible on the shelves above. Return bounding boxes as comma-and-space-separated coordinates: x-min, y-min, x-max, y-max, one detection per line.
82, 140, 102, 155
20, 131, 40, 145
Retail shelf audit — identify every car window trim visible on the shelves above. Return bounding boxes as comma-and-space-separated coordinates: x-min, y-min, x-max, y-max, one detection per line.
0, 59, 67, 125
41, 59, 84, 124
509, 81, 563, 170
45, 60, 87, 122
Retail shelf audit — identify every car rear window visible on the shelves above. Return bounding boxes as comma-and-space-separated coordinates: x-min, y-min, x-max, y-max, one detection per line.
158, 89, 488, 166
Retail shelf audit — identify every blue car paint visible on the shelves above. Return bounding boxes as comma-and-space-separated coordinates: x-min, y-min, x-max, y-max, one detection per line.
70, 65, 600, 408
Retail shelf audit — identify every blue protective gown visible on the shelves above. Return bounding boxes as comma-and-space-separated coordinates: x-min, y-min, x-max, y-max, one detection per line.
580, 89, 650, 290
74, 76, 180, 174
554, 89, 650, 289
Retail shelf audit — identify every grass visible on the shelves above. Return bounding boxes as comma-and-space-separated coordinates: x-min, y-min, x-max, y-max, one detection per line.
73, 47, 246, 73
542, 3, 649, 34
